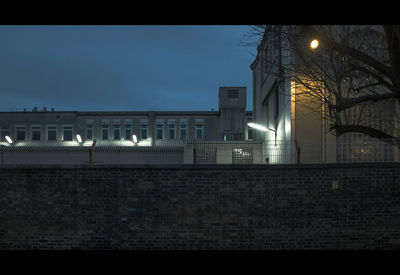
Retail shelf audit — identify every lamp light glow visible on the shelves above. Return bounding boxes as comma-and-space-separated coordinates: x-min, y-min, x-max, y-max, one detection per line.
310, 39, 319, 49
5, 135, 12, 144
76, 134, 82, 143
132, 135, 138, 143
247, 122, 269, 132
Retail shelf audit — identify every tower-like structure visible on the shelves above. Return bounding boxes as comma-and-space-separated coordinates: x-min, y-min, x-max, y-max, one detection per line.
218, 86, 247, 141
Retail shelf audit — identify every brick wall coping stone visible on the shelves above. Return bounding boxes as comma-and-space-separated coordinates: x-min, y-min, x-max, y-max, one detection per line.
1, 162, 400, 170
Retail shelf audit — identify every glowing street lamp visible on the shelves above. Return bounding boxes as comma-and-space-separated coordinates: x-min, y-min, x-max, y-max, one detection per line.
310, 39, 319, 49
132, 134, 138, 143
5, 135, 12, 144
76, 134, 83, 143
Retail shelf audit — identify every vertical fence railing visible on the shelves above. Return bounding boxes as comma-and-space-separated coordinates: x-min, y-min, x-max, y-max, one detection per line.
262, 138, 400, 164
0, 145, 184, 165
1, 138, 399, 165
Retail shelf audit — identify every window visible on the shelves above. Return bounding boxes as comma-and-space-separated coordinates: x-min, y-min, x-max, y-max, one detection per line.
195, 124, 203, 140
168, 123, 175, 140
1, 126, 10, 141
247, 128, 253, 140
125, 120, 132, 140
63, 126, 73, 141
102, 125, 109, 140
246, 118, 253, 140
113, 124, 120, 140
86, 120, 93, 140
180, 123, 187, 140
16, 126, 26, 141
156, 123, 164, 140
262, 94, 270, 128
141, 120, 148, 140
31, 126, 41, 141
228, 89, 239, 99
263, 46, 269, 73
47, 125, 57, 141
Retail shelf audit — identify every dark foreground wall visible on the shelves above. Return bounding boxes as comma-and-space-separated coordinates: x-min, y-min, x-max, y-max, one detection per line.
1, 163, 400, 249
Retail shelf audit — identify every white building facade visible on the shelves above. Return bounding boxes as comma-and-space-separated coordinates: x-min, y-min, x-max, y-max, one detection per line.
0, 87, 264, 164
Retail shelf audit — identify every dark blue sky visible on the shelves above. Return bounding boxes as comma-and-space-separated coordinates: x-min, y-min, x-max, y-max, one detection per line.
0, 25, 255, 112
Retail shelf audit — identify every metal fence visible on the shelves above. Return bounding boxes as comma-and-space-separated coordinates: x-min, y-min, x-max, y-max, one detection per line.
187, 140, 264, 164
0, 140, 264, 165
263, 138, 400, 164
1, 138, 398, 165
0, 146, 184, 165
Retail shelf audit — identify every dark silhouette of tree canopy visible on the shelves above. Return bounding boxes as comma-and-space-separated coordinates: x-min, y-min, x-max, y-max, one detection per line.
243, 25, 400, 145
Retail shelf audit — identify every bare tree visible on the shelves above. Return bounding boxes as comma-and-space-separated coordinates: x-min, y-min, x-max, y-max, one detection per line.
244, 25, 400, 145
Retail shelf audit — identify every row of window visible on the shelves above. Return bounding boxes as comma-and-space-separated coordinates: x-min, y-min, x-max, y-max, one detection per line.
0, 125, 74, 142
0, 123, 204, 142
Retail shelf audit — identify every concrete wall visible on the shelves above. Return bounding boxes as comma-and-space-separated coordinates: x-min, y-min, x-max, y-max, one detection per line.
1, 163, 400, 249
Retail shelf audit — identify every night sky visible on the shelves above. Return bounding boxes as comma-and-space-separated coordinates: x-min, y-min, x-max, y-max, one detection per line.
0, 25, 255, 112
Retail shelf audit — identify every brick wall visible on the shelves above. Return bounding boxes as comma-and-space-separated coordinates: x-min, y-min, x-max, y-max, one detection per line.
1, 163, 400, 249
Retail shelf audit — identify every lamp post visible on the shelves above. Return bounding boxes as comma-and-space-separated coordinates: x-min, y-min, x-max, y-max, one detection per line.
0, 144, 4, 165
89, 139, 96, 164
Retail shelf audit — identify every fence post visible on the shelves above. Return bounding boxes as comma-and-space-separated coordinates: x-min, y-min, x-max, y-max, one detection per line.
193, 141, 196, 164
0, 146, 3, 165
89, 139, 96, 164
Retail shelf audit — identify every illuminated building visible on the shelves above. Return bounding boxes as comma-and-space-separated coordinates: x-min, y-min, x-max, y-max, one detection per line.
0, 87, 262, 164
250, 25, 399, 163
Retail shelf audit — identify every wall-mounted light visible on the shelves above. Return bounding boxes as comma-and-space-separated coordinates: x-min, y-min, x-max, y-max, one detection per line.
5, 135, 12, 144
247, 122, 269, 132
132, 134, 138, 143
76, 134, 83, 143
247, 122, 277, 146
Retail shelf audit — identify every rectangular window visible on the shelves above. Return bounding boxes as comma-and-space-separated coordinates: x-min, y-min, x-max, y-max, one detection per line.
102, 125, 109, 140
195, 124, 203, 140
247, 128, 253, 140
168, 124, 175, 140
180, 123, 187, 140
31, 126, 41, 141
125, 120, 132, 140
1, 127, 10, 141
63, 126, 73, 141
47, 125, 57, 141
86, 124, 93, 140
113, 124, 120, 140
86, 120, 93, 140
16, 126, 26, 141
141, 124, 148, 140
228, 89, 239, 99
156, 123, 164, 140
